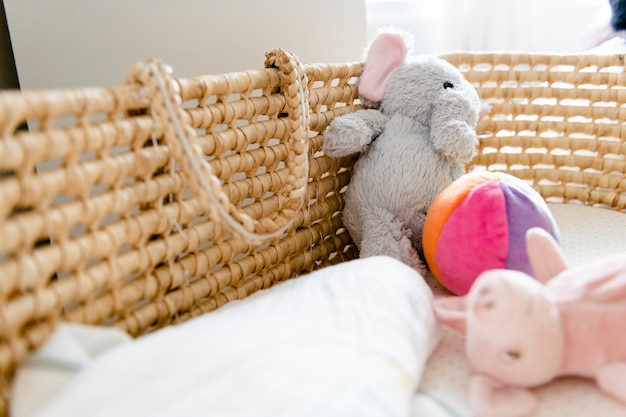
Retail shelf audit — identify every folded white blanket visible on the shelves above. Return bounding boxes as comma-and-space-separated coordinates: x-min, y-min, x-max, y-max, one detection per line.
13, 256, 441, 417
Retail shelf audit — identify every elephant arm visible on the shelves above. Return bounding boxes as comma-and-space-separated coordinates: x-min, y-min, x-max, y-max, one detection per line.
322, 109, 388, 157
470, 374, 538, 417
430, 119, 478, 163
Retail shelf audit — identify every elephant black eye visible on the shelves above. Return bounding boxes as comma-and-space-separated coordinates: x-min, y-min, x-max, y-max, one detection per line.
444, 81, 455, 89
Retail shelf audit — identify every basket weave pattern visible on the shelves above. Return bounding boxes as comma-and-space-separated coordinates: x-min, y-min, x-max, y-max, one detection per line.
1, 51, 625, 413
0, 50, 363, 412
450, 53, 626, 208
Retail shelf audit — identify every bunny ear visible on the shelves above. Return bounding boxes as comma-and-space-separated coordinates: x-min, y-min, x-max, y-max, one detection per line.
433, 296, 468, 334
358, 32, 407, 103
526, 228, 567, 284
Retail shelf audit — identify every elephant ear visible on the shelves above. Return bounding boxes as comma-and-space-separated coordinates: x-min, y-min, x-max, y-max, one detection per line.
358, 32, 407, 103
526, 228, 567, 284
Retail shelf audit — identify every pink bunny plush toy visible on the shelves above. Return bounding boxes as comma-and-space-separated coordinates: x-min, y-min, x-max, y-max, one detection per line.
434, 227, 626, 417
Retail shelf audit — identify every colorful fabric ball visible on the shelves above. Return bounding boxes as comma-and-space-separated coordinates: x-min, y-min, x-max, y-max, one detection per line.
423, 171, 560, 296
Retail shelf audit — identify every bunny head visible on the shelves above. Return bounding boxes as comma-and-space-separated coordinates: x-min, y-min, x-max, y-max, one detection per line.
436, 268, 565, 388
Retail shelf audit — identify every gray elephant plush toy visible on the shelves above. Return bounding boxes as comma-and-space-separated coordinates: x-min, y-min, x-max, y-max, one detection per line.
322, 31, 482, 273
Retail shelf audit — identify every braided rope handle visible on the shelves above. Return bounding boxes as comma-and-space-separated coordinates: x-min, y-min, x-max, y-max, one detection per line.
124, 50, 310, 244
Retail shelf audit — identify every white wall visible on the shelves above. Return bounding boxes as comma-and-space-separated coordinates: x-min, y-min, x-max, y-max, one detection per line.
5, 0, 367, 89
365, 0, 612, 54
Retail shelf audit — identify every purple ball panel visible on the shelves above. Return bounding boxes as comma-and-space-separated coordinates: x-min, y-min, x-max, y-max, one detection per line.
501, 183, 558, 276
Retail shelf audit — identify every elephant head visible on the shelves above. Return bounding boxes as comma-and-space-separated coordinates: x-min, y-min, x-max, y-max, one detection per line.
358, 32, 483, 163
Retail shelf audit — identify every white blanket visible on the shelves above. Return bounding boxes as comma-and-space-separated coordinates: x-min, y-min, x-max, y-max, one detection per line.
13, 256, 441, 417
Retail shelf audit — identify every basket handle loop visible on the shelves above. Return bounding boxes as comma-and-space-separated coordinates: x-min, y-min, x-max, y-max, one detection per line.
125, 51, 310, 244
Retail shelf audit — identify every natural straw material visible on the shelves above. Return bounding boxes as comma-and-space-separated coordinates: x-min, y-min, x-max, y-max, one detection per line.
0, 51, 625, 414
125, 53, 310, 242
0, 49, 362, 413
450, 53, 626, 208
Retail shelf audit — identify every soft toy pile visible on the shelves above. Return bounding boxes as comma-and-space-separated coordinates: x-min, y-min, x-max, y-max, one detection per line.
324, 30, 626, 417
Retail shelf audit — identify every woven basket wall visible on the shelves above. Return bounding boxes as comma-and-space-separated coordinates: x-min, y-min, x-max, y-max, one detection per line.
1, 50, 626, 414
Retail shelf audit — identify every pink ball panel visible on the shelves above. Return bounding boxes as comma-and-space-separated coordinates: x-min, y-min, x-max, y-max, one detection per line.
435, 180, 509, 295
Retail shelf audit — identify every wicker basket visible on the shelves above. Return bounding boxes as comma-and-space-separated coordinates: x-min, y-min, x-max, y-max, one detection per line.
1, 49, 625, 414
